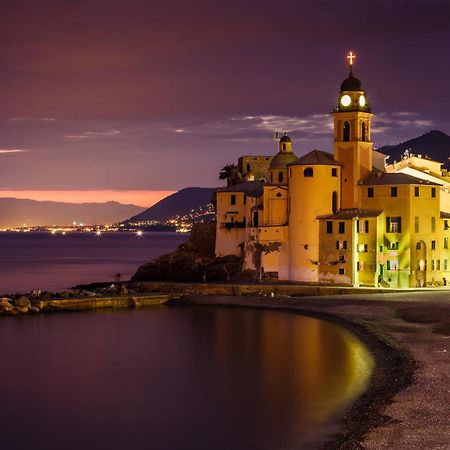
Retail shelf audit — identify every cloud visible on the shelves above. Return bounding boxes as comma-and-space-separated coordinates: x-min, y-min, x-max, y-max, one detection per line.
66, 129, 121, 139
0, 149, 27, 154
9, 117, 56, 123
372, 112, 434, 134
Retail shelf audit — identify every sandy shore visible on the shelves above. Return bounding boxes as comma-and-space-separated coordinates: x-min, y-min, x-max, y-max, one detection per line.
168, 290, 450, 450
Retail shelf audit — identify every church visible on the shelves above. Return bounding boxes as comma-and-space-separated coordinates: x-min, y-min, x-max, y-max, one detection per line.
214, 53, 450, 288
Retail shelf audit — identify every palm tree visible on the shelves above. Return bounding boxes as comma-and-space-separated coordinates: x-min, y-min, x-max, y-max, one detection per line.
218, 164, 237, 181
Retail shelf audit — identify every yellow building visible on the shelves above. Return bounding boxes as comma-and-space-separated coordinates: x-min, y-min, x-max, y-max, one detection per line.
215, 53, 450, 288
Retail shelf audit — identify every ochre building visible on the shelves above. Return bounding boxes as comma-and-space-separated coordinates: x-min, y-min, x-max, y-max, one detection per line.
215, 58, 450, 288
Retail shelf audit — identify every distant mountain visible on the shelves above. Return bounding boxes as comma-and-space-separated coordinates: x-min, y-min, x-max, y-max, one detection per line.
379, 130, 450, 165
0, 198, 145, 228
128, 187, 216, 222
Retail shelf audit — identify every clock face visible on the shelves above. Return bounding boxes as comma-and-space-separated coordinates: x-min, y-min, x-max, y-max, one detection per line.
359, 95, 366, 107
340, 94, 351, 107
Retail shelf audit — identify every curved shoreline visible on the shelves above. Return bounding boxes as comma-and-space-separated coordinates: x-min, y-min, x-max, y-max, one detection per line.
168, 294, 416, 449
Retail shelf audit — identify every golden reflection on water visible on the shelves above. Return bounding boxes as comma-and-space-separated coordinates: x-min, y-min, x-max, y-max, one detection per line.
211, 308, 374, 429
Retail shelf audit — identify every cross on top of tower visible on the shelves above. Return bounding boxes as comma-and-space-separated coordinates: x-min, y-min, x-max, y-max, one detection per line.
347, 51, 356, 67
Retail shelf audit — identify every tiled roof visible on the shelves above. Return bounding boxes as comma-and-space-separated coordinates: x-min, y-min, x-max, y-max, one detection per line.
317, 208, 383, 220
216, 181, 263, 197
372, 150, 388, 173
360, 171, 442, 186
289, 150, 341, 166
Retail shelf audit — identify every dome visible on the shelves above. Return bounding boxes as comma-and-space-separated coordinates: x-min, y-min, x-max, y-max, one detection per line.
269, 152, 297, 170
340, 73, 363, 92
279, 134, 291, 143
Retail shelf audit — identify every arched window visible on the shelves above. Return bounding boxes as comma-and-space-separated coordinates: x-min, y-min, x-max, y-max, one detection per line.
332, 191, 338, 214
276, 192, 282, 198
343, 121, 350, 142
282, 143, 286, 151
270, 173, 273, 183
304, 167, 313, 177
361, 122, 367, 141
278, 171, 283, 183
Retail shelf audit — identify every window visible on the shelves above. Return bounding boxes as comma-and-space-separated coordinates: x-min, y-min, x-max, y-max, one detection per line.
387, 260, 399, 270
445, 220, 449, 230
326, 221, 333, 234
304, 167, 313, 177
432, 260, 435, 271
368, 187, 374, 198
358, 243, 368, 252
358, 220, 369, 233
445, 260, 448, 271
432, 187, 436, 198
289, 168, 292, 178
243, 195, 246, 205
386, 217, 402, 233
437, 260, 441, 271
343, 121, 350, 141
230, 195, 236, 205
416, 242, 421, 250
331, 168, 337, 177
246, 163, 251, 173
339, 255, 345, 262
282, 143, 286, 151
336, 241, 347, 250
332, 191, 338, 214
338, 222, 345, 234
391, 187, 398, 197
431, 217, 436, 233
276, 192, 282, 198
361, 122, 367, 141
445, 237, 448, 249
414, 217, 419, 233
338, 268, 345, 275
414, 186, 419, 197
278, 171, 283, 183
432, 240, 436, 250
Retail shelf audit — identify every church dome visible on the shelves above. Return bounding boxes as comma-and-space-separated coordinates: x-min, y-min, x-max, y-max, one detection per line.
279, 134, 292, 143
340, 73, 363, 92
269, 151, 297, 170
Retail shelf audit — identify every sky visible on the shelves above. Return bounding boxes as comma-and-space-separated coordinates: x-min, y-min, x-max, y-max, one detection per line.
0, 0, 449, 207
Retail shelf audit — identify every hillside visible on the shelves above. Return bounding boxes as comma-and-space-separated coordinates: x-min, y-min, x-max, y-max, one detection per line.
379, 130, 450, 165
128, 187, 216, 222
0, 198, 145, 228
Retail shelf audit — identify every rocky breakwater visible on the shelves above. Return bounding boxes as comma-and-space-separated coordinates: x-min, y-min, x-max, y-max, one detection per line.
0, 296, 40, 316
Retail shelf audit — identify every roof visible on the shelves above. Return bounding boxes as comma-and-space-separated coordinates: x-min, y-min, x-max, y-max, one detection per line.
372, 150, 387, 173
216, 181, 263, 198
340, 71, 363, 92
269, 151, 297, 169
279, 134, 291, 143
360, 171, 442, 186
289, 150, 342, 166
317, 208, 383, 220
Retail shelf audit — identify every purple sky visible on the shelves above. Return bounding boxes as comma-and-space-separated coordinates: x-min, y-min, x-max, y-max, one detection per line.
0, 0, 449, 203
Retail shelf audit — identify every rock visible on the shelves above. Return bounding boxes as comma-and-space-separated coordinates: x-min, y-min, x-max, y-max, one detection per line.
0, 298, 14, 313
128, 297, 141, 308
28, 306, 40, 313
15, 306, 29, 314
15, 296, 31, 308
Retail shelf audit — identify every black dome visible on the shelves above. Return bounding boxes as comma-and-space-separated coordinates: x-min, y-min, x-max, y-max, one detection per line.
279, 135, 291, 143
340, 74, 363, 92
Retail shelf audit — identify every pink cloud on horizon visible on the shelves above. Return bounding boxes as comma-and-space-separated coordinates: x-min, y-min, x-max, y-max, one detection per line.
0, 190, 174, 208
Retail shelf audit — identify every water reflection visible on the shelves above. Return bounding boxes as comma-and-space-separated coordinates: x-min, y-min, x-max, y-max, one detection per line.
0, 307, 373, 450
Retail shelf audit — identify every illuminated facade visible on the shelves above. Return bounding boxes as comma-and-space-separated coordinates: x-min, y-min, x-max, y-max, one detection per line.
215, 54, 450, 288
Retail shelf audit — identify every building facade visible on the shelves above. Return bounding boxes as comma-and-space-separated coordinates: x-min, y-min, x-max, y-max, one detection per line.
215, 57, 450, 288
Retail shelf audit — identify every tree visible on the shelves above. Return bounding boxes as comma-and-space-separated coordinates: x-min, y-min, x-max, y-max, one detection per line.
219, 163, 242, 186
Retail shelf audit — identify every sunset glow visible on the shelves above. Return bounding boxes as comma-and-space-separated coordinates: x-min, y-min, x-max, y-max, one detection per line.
0, 190, 174, 208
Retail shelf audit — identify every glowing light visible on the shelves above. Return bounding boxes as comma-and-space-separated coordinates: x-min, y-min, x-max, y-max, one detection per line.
51, 230, 56, 235
347, 51, 356, 66
136, 230, 143, 237
62, 231, 66, 235
359, 95, 366, 107
340, 95, 351, 107
96, 230, 102, 236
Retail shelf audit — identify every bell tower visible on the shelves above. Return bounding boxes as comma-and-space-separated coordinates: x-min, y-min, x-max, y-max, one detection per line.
332, 52, 373, 208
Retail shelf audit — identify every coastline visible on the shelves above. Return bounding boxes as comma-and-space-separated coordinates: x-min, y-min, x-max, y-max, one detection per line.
2, 286, 449, 449
166, 291, 449, 450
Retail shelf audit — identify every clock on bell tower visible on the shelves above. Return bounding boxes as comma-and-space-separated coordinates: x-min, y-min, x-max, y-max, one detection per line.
332, 51, 374, 209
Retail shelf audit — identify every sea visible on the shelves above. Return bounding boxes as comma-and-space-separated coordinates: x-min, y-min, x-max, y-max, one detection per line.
0, 231, 188, 294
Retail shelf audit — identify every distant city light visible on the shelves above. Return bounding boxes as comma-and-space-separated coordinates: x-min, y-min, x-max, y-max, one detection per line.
136, 230, 143, 237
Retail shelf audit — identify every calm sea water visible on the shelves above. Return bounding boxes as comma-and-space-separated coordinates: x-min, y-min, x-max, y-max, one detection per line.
0, 306, 374, 450
0, 231, 188, 294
